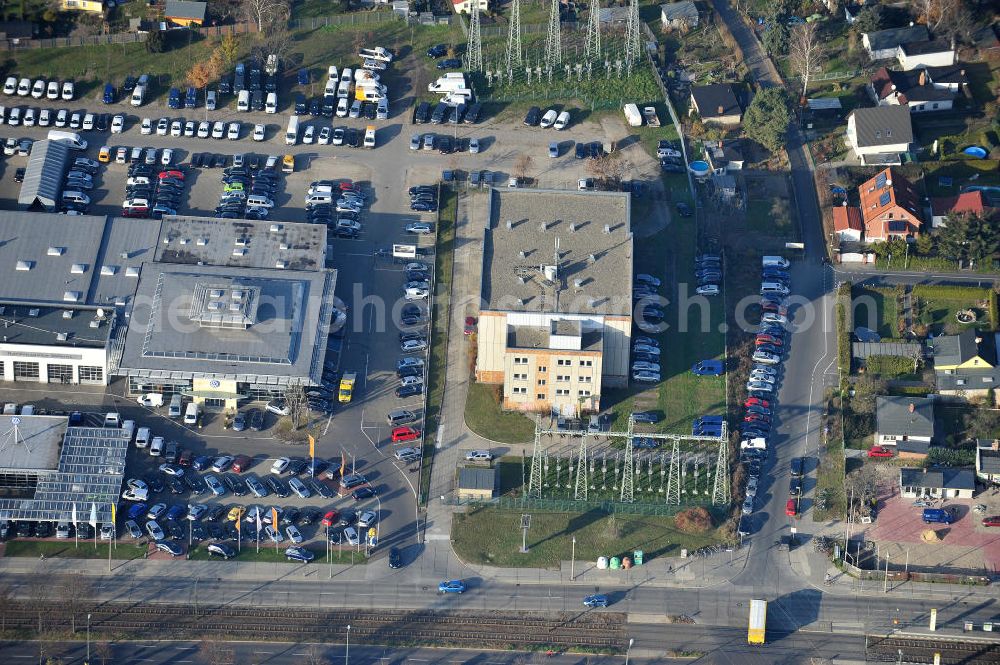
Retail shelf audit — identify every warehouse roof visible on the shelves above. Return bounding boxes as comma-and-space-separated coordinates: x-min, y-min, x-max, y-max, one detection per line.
0, 415, 64, 473
17, 140, 71, 212
164, 0, 206, 21
458, 466, 497, 492
0, 301, 112, 349
482, 189, 632, 316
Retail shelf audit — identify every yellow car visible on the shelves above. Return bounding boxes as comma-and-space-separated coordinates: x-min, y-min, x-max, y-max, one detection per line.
282, 153, 294, 173
226, 506, 246, 522
98, 145, 111, 163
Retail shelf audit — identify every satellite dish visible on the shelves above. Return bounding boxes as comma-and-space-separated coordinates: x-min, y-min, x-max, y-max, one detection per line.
97, 308, 105, 319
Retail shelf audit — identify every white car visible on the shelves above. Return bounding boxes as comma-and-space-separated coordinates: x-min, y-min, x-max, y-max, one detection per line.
2, 77, 16, 95
539, 109, 558, 128
762, 312, 788, 325
82, 113, 95, 130
111, 114, 125, 134
631, 361, 660, 373
265, 525, 284, 543
318, 126, 331, 144
302, 125, 315, 144
184, 120, 196, 137
145, 521, 164, 540
227, 122, 241, 140
61, 81, 74, 100
332, 128, 345, 146
749, 371, 775, 384
16, 78, 30, 96
285, 524, 303, 544
170, 120, 183, 137
160, 148, 173, 165
357, 510, 377, 529
156, 118, 169, 135
121, 487, 148, 502
404, 288, 429, 302
399, 375, 423, 387
633, 344, 660, 356
135, 427, 151, 448
400, 338, 427, 352
23, 108, 35, 127
212, 121, 225, 139
343, 527, 360, 546
270, 457, 290, 475
288, 477, 311, 499
55, 109, 68, 127
405, 223, 432, 234
553, 110, 570, 130
696, 284, 720, 296
746, 381, 774, 393
752, 350, 781, 365
632, 371, 661, 383
253, 123, 265, 141
197, 120, 210, 138
140, 117, 152, 135
46, 81, 60, 100
30, 79, 45, 99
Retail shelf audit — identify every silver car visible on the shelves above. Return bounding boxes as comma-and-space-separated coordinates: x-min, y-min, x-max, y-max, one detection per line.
145, 520, 164, 540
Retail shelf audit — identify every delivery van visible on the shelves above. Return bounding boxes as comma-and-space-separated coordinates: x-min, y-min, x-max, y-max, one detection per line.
285, 115, 299, 145
168, 394, 183, 418
183, 402, 199, 425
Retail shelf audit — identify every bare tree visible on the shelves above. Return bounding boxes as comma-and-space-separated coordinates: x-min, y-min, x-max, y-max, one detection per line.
305, 644, 331, 665
199, 639, 237, 665
252, 25, 295, 69
283, 381, 307, 430
94, 641, 113, 665
587, 155, 631, 189
59, 574, 93, 634
513, 154, 533, 181
243, 0, 290, 33
789, 22, 827, 98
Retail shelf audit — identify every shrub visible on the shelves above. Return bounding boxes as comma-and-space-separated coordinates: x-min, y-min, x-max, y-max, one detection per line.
865, 355, 918, 377
675, 507, 714, 534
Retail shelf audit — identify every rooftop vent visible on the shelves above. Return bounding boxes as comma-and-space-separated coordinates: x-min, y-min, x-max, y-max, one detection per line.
120, 251, 130, 260
569, 223, 577, 233
125, 266, 140, 278
207, 301, 223, 311
235, 237, 248, 247
89, 319, 100, 328
518, 276, 529, 284
604, 224, 611, 234
63, 292, 81, 303
519, 251, 527, 258
100, 265, 118, 276
588, 253, 597, 264
47, 247, 65, 256
56, 332, 68, 341
279, 242, 289, 250
196, 237, 207, 246
539, 222, 547, 232
573, 279, 583, 288
162, 237, 170, 244
275, 259, 287, 269
209, 289, 224, 298
269, 224, 282, 232
232, 290, 245, 301
232, 248, 247, 257
62, 311, 73, 319
229, 302, 242, 312
179, 238, 189, 245
28, 308, 40, 317
70, 263, 87, 274
15, 260, 33, 271
542, 265, 558, 282
506, 220, 513, 230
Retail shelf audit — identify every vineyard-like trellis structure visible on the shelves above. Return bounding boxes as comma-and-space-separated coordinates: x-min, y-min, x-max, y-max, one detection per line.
526, 416, 731, 507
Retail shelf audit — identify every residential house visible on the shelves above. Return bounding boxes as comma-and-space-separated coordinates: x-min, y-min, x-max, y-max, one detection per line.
0, 21, 35, 42
59, 0, 103, 11
975, 439, 1000, 485
164, 0, 207, 26
599, 6, 630, 27
858, 168, 924, 241
869, 65, 967, 113
971, 24, 1000, 58
451, 0, 488, 13
832, 205, 863, 242
689, 84, 743, 126
456, 466, 498, 500
660, 1, 699, 29
897, 40, 956, 70
844, 106, 913, 165
930, 190, 992, 228
899, 467, 976, 499
929, 330, 1000, 399
704, 140, 745, 173
713, 174, 737, 200
862, 25, 930, 60
875, 396, 935, 459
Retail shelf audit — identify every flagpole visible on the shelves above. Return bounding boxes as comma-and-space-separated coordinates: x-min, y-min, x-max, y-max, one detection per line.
73, 503, 78, 549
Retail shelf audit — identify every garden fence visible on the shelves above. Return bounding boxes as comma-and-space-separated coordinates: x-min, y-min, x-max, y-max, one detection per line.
288, 11, 400, 30
447, 495, 711, 516
1, 31, 147, 51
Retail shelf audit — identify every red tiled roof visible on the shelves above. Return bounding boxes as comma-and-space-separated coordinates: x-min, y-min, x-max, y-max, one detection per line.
833, 206, 863, 232
931, 190, 988, 217
858, 167, 923, 226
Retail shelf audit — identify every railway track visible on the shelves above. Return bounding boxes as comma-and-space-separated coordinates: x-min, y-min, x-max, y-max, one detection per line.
2, 602, 626, 651
865, 634, 1000, 665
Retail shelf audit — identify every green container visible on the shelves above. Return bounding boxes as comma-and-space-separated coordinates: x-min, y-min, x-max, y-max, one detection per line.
633, 550, 644, 565
610, 556, 621, 569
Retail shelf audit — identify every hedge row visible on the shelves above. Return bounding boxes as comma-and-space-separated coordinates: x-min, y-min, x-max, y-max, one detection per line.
865, 354, 919, 377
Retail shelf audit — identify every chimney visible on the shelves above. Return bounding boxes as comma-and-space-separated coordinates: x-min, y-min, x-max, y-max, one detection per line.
717, 105, 724, 116
918, 70, 927, 86
908, 402, 915, 413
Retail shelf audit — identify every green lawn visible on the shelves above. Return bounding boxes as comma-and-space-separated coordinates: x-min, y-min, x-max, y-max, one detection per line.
3, 540, 146, 560
813, 392, 846, 522
746, 197, 794, 237
187, 543, 364, 564
464, 382, 536, 444
452, 506, 726, 568
852, 286, 900, 338
917, 160, 1000, 197
911, 285, 995, 333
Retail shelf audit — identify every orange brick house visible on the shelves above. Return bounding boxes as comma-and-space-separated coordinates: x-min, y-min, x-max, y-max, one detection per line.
858, 168, 924, 241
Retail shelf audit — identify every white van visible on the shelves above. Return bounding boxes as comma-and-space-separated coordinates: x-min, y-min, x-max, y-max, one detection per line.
135, 427, 151, 448
103, 412, 121, 428
46, 129, 87, 150
168, 394, 183, 418
285, 115, 299, 145
340, 67, 353, 83
137, 392, 164, 407
762, 256, 790, 269
265, 92, 277, 114
149, 436, 165, 456
205, 90, 217, 111
760, 282, 790, 296
246, 195, 274, 208
183, 402, 199, 425
336, 97, 349, 117
237, 89, 250, 112
305, 193, 333, 206
62, 191, 90, 205
554, 111, 571, 130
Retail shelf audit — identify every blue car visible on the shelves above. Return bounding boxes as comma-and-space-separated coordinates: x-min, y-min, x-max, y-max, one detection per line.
691, 360, 724, 376
583, 594, 608, 608
438, 579, 466, 594
297, 69, 310, 86
192, 455, 212, 471
631, 411, 660, 424
127, 503, 148, 520
285, 546, 315, 563
165, 504, 186, 522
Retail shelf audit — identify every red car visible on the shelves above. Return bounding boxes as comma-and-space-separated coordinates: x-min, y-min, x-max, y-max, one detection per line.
868, 446, 894, 458
982, 516, 1000, 527
339, 181, 361, 192
756, 335, 784, 347
785, 499, 797, 517
159, 169, 185, 180
761, 303, 788, 316
177, 449, 193, 466
321, 510, 339, 527
392, 426, 421, 443
744, 414, 770, 424
745, 397, 770, 409
231, 454, 253, 473
463, 316, 477, 335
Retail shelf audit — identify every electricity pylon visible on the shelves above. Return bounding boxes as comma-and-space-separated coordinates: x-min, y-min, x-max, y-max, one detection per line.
467, 1, 483, 72
506, 0, 523, 70
544, 0, 562, 70
585, 0, 602, 61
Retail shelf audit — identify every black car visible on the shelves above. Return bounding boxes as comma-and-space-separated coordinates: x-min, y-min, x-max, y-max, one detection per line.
575, 142, 586, 159
95, 114, 109, 132
437, 135, 453, 154
266, 476, 290, 498
185, 474, 205, 494
309, 460, 329, 478
286, 458, 308, 475
397, 366, 422, 379
122, 75, 137, 93
191, 522, 207, 541
676, 202, 692, 217
169, 477, 185, 494
414, 101, 430, 124
431, 102, 448, 124
299, 507, 321, 526
437, 58, 462, 69
524, 106, 541, 126
427, 44, 448, 58
280, 507, 301, 525
345, 128, 361, 147
311, 479, 335, 498
463, 102, 482, 124
13, 168, 25, 183
35, 521, 53, 538
588, 142, 603, 159
309, 98, 321, 116
191, 153, 204, 168
661, 161, 685, 173
632, 411, 661, 424
205, 504, 226, 522
213, 154, 227, 168
388, 547, 402, 569
396, 384, 423, 398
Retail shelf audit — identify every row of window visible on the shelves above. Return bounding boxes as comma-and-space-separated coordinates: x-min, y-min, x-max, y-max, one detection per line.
4, 362, 103, 384
512, 387, 591, 398
513, 357, 593, 368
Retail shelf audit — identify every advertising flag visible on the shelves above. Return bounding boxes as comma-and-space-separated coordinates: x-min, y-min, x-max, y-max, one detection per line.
235, 517, 241, 532
72, 503, 78, 525
111, 502, 116, 525
271, 507, 279, 532
89, 502, 98, 527
308, 435, 315, 460
340, 451, 346, 477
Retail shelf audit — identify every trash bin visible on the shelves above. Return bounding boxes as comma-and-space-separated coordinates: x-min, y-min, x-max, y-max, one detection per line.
622, 556, 632, 569
597, 556, 608, 569
610, 556, 621, 569
633, 550, 644, 565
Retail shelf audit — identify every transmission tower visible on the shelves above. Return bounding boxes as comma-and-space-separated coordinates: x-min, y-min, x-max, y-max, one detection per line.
585, 0, 602, 61
623, 0, 641, 68
467, 1, 483, 73
544, 0, 562, 70
712, 438, 730, 506
506, 0, 523, 70
527, 416, 544, 500
620, 417, 635, 503
573, 433, 589, 501
665, 439, 681, 505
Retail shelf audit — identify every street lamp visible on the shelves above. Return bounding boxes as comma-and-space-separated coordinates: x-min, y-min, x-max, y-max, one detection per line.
624, 638, 634, 665
86, 613, 91, 665
345, 624, 351, 665
571, 536, 576, 581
